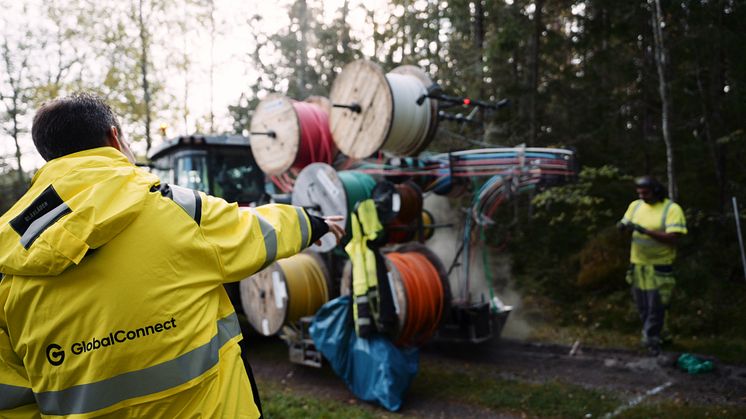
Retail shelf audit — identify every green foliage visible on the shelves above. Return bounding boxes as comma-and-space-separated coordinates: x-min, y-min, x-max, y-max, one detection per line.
576, 226, 630, 289
0, 169, 29, 213
532, 165, 631, 233
509, 166, 632, 299
228, 93, 258, 135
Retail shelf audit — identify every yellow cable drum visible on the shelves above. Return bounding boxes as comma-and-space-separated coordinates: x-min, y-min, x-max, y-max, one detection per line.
240, 252, 330, 336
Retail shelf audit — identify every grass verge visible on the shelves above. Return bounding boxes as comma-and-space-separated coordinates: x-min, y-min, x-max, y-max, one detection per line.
411, 363, 620, 418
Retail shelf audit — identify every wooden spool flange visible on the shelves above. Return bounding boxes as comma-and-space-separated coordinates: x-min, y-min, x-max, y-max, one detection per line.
250, 94, 300, 175
329, 59, 393, 159
239, 263, 288, 336
291, 163, 348, 252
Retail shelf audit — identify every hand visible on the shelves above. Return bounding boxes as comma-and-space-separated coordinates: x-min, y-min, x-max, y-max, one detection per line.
617, 221, 632, 232
318, 215, 345, 245
632, 223, 649, 235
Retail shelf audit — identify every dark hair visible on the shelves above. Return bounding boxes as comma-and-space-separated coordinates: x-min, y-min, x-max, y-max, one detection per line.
31, 93, 122, 161
634, 175, 666, 200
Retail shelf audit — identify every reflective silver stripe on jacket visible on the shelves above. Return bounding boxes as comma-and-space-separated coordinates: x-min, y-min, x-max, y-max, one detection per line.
0, 383, 35, 410
35, 313, 240, 416
295, 207, 310, 248
169, 185, 202, 224
245, 208, 277, 270
20, 203, 71, 248
660, 200, 673, 230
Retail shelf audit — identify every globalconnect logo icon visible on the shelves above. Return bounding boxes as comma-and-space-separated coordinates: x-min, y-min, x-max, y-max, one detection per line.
46, 343, 65, 366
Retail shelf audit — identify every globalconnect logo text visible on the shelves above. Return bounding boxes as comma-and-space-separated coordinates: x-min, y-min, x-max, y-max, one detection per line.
46, 318, 177, 366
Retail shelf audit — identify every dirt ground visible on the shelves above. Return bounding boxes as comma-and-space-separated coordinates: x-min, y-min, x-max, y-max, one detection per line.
244, 335, 746, 417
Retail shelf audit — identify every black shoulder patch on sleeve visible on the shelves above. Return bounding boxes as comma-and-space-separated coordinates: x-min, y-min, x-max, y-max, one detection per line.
150, 183, 173, 199
10, 185, 71, 249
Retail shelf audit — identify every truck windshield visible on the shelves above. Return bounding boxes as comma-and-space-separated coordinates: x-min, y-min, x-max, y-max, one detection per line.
209, 148, 264, 204
174, 152, 210, 193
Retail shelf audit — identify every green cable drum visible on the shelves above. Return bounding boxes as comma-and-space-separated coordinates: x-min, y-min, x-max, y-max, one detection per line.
338, 171, 376, 213
338, 171, 376, 244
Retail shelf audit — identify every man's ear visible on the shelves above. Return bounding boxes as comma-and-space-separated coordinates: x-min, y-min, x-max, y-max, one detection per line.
106, 125, 137, 163
106, 126, 120, 149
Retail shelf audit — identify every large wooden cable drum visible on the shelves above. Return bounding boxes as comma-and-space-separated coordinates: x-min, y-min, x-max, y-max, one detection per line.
292, 163, 376, 252
250, 94, 336, 176
240, 252, 330, 336
330, 59, 438, 159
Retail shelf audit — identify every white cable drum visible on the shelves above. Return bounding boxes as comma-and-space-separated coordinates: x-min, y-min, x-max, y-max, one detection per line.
384, 73, 432, 156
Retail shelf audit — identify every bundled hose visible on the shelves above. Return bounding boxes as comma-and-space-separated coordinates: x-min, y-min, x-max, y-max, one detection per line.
352, 146, 575, 196
293, 101, 336, 170
384, 73, 433, 156
277, 253, 329, 324
387, 251, 444, 347
251, 95, 336, 176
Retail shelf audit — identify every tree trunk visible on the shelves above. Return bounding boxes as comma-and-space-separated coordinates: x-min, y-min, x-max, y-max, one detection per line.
297, 0, 308, 96
12, 99, 24, 185
1, 41, 25, 184
182, 1, 190, 133
473, 0, 484, 51
473, 0, 485, 95
209, 0, 215, 132
650, 0, 677, 200
529, 0, 544, 146
138, 0, 152, 151
696, 64, 726, 212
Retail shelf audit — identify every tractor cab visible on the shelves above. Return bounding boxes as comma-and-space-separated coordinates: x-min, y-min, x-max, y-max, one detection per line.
147, 134, 267, 205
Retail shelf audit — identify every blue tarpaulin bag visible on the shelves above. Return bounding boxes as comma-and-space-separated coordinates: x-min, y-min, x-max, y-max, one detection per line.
309, 296, 419, 411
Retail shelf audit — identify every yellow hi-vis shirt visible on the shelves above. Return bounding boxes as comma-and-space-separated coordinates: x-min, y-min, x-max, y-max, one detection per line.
621, 198, 687, 265
0, 147, 313, 418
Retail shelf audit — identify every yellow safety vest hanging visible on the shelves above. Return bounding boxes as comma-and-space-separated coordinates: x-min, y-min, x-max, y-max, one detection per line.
345, 199, 384, 337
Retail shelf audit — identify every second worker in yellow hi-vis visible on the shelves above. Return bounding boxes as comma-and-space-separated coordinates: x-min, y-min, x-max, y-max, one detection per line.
0, 93, 344, 418
618, 176, 687, 356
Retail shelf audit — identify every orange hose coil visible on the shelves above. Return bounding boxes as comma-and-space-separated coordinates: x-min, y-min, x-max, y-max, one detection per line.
387, 251, 444, 346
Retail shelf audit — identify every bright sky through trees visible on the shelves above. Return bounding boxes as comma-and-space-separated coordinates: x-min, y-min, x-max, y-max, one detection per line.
0, 0, 386, 169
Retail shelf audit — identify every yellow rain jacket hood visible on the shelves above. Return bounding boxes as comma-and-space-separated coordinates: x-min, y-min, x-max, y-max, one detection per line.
0, 147, 313, 418
0, 148, 159, 277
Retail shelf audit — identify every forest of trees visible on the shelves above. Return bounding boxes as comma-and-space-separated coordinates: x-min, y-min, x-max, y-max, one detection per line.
2, 1, 745, 342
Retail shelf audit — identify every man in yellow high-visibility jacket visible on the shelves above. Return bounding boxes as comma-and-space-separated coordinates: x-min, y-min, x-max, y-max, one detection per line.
618, 176, 687, 356
0, 93, 343, 418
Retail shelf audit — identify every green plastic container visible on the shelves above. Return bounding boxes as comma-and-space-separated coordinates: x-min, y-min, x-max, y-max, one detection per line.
677, 353, 714, 374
